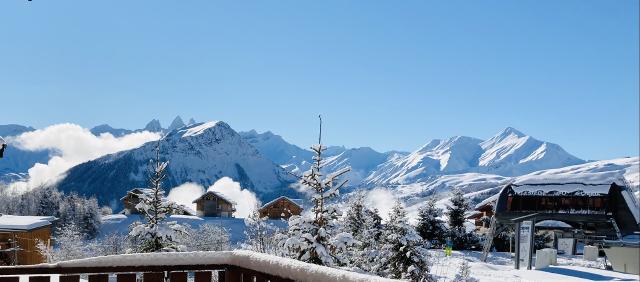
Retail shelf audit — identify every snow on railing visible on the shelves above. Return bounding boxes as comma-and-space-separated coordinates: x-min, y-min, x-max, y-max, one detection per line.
0, 250, 400, 282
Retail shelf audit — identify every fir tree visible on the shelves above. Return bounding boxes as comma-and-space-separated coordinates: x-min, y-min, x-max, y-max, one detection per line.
128, 141, 187, 253
359, 208, 384, 273
379, 202, 432, 281
280, 115, 355, 266
416, 197, 446, 247
447, 188, 478, 250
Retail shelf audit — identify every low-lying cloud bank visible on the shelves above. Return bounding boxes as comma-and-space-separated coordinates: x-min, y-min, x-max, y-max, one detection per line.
168, 177, 259, 218
8, 123, 160, 191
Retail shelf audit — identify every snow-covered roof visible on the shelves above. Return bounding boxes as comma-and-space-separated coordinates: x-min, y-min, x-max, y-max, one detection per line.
259, 196, 303, 210
509, 183, 612, 196
536, 220, 572, 228
475, 193, 499, 210
7, 251, 397, 282
120, 188, 153, 201
465, 210, 483, 219
192, 191, 236, 205
0, 215, 55, 231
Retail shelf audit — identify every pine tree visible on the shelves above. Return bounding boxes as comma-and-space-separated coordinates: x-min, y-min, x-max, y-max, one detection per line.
128, 141, 187, 253
447, 188, 477, 250
416, 197, 446, 248
280, 115, 355, 266
343, 193, 366, 238
354, 207, 385, 274
379, 202, 432, 281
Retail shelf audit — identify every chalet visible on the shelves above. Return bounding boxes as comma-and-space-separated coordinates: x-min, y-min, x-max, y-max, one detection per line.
259, 196, 303, 220
192, 191, 236, 217
121, 188, 151, 215
466, 193, 500, 233
494, 182, 639, 238
494, 181, 640, 274
0, 215, 55, 265
121, 188, 195, 216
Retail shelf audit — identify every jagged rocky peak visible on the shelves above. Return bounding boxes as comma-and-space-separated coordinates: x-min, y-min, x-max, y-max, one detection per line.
167, 116, 186, 132
187, 118, 197, 125
143, 119, 163, 132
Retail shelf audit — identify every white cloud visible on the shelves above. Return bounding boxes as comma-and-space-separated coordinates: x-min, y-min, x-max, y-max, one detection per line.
364, 188, 397, 222
167, 182, 205, 211
207, 177, 259, 218
8, 123, 160, 191
167, 177, 259, 218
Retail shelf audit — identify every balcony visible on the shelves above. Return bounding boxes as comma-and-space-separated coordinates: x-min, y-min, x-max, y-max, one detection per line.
0, 251, 396, 282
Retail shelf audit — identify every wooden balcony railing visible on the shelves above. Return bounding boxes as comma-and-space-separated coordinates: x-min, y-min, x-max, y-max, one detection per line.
0, 251, 398, 282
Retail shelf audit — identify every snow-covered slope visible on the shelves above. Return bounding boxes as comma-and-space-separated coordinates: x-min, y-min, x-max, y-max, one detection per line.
239, 130, 399, 185
56, 121, 296, 209
387, 157, 638, 221
365, 136, 484, 185
364, 127, 585, 185
239, 130, 313, 174
477, 127, 584, 175
322, 147, 393, 185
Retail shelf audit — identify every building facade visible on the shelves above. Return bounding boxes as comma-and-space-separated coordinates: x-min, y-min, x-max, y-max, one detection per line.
192, 191, 236, 217
259, 196, 303, 220
0, 215, 55, 265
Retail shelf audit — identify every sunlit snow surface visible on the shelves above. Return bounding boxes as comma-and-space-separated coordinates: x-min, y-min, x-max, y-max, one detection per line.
429, 250, 639, 282
100, 214, 287, 244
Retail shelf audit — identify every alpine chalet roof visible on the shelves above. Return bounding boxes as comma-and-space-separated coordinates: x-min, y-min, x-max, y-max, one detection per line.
509, 182, 612, 196
260, 196, 303, 210
0, 215, 56, 231
192, 191, 236, 205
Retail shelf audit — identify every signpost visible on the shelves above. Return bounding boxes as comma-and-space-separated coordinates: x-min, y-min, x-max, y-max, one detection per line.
516, 220, 535, 269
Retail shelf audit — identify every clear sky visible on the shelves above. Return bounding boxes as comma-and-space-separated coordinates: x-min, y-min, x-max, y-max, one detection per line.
0, 0, 638, 160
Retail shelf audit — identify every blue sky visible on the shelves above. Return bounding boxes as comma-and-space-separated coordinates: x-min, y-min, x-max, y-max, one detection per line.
0, 1, 638, 160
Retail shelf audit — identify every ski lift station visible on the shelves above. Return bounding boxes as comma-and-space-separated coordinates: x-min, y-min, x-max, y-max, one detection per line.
492, 181, 640, 274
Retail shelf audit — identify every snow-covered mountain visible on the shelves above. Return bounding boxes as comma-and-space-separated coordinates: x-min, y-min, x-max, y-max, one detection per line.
90, 116, 197, 137
90, 124, 133, 137
364, 127, 585, 185
0, 125, 50, 183
391, 157, 639, 221
323, 147, 395, 185
239, 130, 401, 185
167, 116, 186, 132
0, 124, 35, 137
55, 121, 296, 209
142, 119, 164, 133
239, 130, 314, 173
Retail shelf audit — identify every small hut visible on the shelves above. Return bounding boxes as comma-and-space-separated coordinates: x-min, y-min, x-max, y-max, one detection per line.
121, 188, 152, 215
121, 188, 195, 216
0, 215, 55, 265
467, 195, 497, 231
192, 191, 236, 217
259, 196, 303, 220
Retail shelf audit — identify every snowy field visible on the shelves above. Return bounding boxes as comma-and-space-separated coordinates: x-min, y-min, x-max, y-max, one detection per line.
429, 250, 639, 282
100, 214, 287, 244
